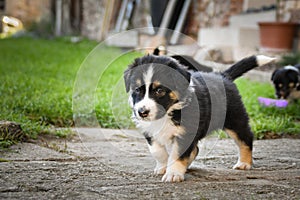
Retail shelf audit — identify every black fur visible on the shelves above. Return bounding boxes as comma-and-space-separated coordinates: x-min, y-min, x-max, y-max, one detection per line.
152, 47, 213, 72
223, 55, 257, 80
125, 54, 257, 151
175, 72, 254, 159
125, 55, 191, 95
143, 132, 152, 145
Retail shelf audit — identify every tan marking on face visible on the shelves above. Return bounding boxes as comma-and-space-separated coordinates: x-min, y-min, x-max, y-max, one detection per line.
136, 79, 142, 86
152, 81, 160, 89
169, 91, 179, 101
289, 82, 295, 88
225, 129, 252, 166
278, 83, 283, 88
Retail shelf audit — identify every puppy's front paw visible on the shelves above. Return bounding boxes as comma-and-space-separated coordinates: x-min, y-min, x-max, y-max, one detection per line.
233, 161, 251, 170
161, 171, 184, 182
154, 166, 166, 175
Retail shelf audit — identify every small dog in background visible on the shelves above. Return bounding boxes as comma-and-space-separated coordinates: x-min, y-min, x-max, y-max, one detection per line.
271, 64, 300, 100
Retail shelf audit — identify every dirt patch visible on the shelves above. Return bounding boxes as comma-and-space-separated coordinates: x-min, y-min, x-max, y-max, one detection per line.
262, 132, 300, 139
0, 128, 299, 199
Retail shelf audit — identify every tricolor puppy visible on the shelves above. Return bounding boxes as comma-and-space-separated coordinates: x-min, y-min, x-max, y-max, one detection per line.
124, 55, 275, 182
271, 64, 300, 100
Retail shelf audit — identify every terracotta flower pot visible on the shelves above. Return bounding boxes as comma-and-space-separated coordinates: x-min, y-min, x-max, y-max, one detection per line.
258, 22, 298, 52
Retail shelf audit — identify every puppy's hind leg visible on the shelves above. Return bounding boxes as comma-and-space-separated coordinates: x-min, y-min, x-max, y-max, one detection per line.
225, 128, 253, 170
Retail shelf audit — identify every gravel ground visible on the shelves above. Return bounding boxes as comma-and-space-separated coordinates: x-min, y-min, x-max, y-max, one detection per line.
0, 128, 299, 199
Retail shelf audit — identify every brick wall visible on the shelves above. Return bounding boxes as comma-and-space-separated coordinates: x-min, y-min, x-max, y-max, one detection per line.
184, 0, 243, 39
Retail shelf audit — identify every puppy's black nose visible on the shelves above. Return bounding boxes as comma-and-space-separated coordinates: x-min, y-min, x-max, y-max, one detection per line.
138, 107, 150, 118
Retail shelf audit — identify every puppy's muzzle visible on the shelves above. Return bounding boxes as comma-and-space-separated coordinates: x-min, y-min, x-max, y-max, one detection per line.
138, 107, 150, 118
277, 90, 289, 99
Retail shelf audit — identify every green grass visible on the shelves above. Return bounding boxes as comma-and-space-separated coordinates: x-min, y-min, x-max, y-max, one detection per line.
236, 78, 300, 139
0, 37, 299, 148
0, 37, 98, 145
95, 51, 140, 128
0, 37, 140, 147
279, 51, 300, 66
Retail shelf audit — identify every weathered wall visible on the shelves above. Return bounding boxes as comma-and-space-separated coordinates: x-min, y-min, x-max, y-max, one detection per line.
81, 0, 106, 41
5, 0, 52, 28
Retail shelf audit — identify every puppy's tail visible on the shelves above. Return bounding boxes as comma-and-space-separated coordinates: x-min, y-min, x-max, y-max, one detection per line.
223, 55, 276, 80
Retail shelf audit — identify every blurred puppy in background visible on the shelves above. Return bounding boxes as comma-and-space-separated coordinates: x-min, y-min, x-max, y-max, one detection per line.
271, 64, 300, 101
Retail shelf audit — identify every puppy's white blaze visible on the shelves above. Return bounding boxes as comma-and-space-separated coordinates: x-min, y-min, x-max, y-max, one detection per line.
284, 65, 300, 73
143, 65, 154, 86
134, 66, 158, 120
143, 67, 152, 100
143, 65, 153, 100
256, 55, 276, 66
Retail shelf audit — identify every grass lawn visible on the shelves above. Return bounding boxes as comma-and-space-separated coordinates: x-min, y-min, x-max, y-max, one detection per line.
236, 79, 300, 139
0, 37, 299, 147
0, 37, 98, 146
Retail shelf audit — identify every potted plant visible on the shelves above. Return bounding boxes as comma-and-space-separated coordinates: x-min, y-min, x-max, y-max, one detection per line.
258, 0, 299, 52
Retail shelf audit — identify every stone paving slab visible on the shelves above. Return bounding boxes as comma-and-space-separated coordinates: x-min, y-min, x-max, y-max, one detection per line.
0, 128, 299, 199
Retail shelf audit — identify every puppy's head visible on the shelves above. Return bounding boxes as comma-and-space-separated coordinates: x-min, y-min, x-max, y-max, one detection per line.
124, 55, 191, 121
271, 66, 300, 99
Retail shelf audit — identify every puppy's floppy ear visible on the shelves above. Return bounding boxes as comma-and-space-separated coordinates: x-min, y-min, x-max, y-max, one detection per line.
124, 68, 131, 93
271, 69, 279, 81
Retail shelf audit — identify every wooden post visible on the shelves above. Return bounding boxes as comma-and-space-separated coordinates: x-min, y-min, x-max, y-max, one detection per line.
170, 0, 192, 44
55, 0, 62, 36
62, 0, 71, 34
101, 0, 115, 40
157, 0, 177, 38
115, 0, 128, 32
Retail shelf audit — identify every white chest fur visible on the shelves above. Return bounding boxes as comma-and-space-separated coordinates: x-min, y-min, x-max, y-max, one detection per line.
135, 116, 184, 147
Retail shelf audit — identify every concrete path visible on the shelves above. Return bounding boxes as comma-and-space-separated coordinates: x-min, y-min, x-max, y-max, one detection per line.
0, 128, 299, 199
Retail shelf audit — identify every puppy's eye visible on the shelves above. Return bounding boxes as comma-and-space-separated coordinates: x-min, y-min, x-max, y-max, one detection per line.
154, 88, 166, 96
135, 88, 140, 93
